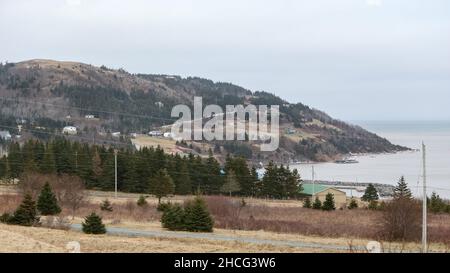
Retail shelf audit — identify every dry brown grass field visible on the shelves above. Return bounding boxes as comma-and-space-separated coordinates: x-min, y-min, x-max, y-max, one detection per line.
1, 185, 450, 253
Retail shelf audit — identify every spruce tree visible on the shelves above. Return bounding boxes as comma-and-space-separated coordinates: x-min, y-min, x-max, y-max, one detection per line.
82, 213, 106, 234
322, 193, 336, 211
150, 169, 175, 204
361, 184, 379, 202
100, 199, 113, 212
429, 192, 445, 213
137, 195, 148, 207
312, 197, 322, 209
303, 197, 312, 208
10, 194, 40, 226
393, 176, 412, 199
348, 198, 358, 209
184, 196, 214, 232
40, 144, 56, 174
37, 182, 61, 215
0, 156, 8, 179
174, 162, 192, 195
161, 203, 185, 231
220, 170, 241, 196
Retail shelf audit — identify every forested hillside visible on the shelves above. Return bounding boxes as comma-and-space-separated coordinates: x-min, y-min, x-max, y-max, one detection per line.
0, 59, 408, 162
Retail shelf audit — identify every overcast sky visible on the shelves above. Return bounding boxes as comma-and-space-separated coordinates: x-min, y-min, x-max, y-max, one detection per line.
1, 0, 449, 121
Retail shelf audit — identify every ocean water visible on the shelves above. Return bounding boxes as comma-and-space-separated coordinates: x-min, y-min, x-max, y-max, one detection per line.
291, 121, 450, 199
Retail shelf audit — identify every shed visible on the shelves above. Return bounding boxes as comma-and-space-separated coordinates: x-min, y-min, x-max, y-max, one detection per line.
300, 183, 347, 208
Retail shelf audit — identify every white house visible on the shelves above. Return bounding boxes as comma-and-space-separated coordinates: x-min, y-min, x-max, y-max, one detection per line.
148, 130, 162, 137
111, 132, 121, 138
85, 114, 95, 119
0, 131, 12, 140
163, 132, 172, 138
62, 126, 77, 135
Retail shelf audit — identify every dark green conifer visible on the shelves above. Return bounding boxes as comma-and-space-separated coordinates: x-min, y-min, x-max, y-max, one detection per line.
37, 182, 61, 215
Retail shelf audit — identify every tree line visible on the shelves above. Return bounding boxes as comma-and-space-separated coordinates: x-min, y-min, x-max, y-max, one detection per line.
0, 138, 302, 199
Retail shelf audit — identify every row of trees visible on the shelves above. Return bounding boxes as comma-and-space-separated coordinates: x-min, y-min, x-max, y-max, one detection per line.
1, 182, 61, 226
0, 138, 302, 199
0, 181, 107, 235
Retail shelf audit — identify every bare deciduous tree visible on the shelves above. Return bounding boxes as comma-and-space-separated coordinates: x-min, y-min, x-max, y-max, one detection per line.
18, 173, 85, 219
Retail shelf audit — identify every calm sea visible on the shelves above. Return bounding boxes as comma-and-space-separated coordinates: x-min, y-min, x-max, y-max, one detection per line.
291, 121, 450, 199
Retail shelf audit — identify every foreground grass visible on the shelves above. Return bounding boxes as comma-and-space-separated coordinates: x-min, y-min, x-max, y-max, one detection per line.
0, 223, 333, 253
1, 185, 450, 251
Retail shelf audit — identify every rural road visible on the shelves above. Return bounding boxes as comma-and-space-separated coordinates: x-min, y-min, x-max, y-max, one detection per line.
71, 224, 367, 252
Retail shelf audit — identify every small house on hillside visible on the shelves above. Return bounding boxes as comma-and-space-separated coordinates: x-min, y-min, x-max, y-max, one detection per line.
0, 131, 12, 141
62, 126, 77, 135
148, 130, 162, 137
300, 183, 347, 208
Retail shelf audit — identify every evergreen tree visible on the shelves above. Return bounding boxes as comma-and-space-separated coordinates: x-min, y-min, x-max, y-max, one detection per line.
82, 213, 106, 234
91, 149, 103, 188
429, 192, 446, 213
393, 176, 412, 199
10, 194, 40, 226
303, 197, 312, 208
322, 193, 336, 211
99, 150, 115, 191
37, 182, 61, 215
100, 199, 113, 212
150, 169, 175, 203
203, 151, 223, 194
0, 156, 9, 179
250, 167, 261, 197
161, 203, 185, 231
174, 161, 192, 195
7, 142, 23, 178
261, 161, 280, 198
348, 198, 358, 209
137, 195, 148, 207
40, 143, 56, 174
23, 140, 38, 173
225, 156, 252, 196
220, 170, 241, 196
184, 196, 214, 232
361, 184, 379, 202
312, 197, 322, 209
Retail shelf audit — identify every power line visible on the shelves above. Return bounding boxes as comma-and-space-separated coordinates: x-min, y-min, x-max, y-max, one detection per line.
0, 96, 178, 123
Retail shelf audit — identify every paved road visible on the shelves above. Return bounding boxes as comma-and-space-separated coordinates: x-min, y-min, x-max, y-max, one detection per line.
71, 223, 367, 252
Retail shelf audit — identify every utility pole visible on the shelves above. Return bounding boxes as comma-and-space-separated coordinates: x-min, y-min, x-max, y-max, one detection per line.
75, 151, 78, 171
114, 149, 118, 199
422, 142, 427, 253
312, 165, 315, 200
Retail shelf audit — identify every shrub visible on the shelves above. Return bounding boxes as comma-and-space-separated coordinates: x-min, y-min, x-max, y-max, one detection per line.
322, 193, 336, 211
157, 202, 172, 212
381, 198, 421, 242
303, 198, 312, 209
100, 199, 113, 212
82, 213, 106, 234
37, 182, 61, 215
312, 197, 322, 209
137, 195, 148, 207
184, 197, 214, 232
161, 203, 185, 231
0, 213, 12, 223
9, 194, 40, 226
348, 198, 358, 210
368, 200, 379, 210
